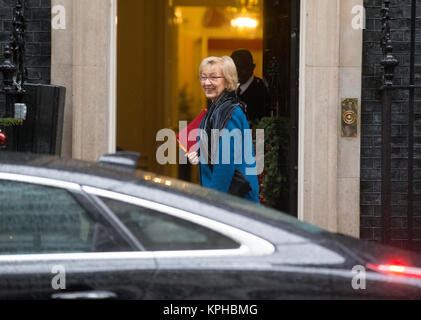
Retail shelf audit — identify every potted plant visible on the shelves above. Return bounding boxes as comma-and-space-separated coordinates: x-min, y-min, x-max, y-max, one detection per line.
256, 116, 290, 211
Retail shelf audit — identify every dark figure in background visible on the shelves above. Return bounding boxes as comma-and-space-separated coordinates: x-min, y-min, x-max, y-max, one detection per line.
231, 49, 269, 126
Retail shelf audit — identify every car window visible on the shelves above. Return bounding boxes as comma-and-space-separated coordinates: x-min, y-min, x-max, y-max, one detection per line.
100, 197, 240, 251
0, 180, 131, 254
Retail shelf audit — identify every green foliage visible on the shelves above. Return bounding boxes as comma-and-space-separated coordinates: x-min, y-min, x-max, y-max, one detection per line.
0, 118, 23, 127
256, 117, 290, 210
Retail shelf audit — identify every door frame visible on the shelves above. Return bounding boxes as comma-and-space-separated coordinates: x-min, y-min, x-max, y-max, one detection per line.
289, 0, 300, 218
108, 0, 118, 154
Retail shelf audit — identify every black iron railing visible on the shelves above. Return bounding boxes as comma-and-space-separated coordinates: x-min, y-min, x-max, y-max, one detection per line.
0, 0, 27, 147
380, 0, 418, 250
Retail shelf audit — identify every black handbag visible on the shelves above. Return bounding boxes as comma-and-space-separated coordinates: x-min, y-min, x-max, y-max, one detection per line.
228, 169, 252, 198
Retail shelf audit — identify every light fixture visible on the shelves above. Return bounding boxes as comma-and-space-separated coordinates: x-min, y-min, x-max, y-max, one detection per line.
229, 0, 260, 30
231, 16, 258, 29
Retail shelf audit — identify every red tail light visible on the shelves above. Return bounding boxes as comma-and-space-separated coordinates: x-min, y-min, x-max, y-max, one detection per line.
367, 263, 421, 279
0, 130, 6, 147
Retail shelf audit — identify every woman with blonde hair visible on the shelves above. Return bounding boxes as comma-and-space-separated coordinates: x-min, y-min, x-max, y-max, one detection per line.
187, 56, 260, 203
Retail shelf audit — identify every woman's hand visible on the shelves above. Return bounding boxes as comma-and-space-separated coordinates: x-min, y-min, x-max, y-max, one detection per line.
185, 152, 199, 165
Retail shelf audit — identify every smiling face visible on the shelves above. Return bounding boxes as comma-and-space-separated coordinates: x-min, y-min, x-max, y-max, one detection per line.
200, 65, 227, 102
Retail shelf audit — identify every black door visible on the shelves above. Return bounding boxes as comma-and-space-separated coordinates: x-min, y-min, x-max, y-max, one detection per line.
376, 0, 421, 252
263, 0, 300, 216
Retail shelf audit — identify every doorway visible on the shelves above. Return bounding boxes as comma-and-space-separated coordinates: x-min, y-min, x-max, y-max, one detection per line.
116, 0, 299, 216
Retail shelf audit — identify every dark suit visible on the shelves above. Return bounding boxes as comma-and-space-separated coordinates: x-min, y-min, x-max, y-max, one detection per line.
238, 77, 269, 124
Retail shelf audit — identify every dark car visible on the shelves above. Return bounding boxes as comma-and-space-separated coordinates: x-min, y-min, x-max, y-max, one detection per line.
0, 151, 420, 300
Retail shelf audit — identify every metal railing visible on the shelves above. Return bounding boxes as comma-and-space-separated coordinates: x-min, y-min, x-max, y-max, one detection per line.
380, 0, 418, 250
0, 0, 27, 146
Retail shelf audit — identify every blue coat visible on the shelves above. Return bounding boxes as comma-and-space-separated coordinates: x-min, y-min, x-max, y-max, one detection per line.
198, 106, 260, 203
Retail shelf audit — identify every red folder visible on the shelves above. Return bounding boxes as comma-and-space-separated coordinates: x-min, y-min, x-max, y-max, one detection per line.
177, 109, 208, 153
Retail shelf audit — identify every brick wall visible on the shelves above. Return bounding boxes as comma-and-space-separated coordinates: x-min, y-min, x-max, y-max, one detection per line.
362, 0, 421, 251
0, 0, 51, 115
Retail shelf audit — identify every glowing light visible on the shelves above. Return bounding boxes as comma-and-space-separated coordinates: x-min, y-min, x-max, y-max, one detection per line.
165, 180, 172, 186
379, 265, 406, 273
367, 263, 421, 278
173, 8, 183, 25
231, 17, 258, 29
153, 178, 162, 184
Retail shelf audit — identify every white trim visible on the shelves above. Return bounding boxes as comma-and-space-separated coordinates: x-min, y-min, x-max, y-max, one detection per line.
0, 248, 251, 263
0, 252, 154, 262
239, 75, 255, 94
0, 173, 81, 192
108, 0, 117, 153
83, 186, 276, 257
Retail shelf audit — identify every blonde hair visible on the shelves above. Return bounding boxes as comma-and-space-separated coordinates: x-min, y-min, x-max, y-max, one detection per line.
199, 56, 239, 92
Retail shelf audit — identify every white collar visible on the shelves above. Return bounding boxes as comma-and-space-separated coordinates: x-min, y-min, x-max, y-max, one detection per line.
239, 75, 254, 94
